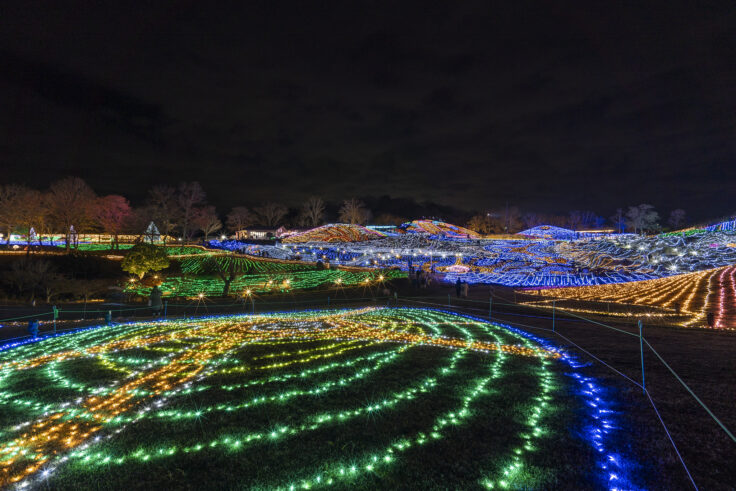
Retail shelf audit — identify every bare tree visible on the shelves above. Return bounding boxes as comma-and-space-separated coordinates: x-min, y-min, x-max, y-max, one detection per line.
496, 206, 522, 233
567, 211, 583, 230
298, 196, 325, 228
178, 182, 206, 242
95, 195, 131, 249
522, 213, 539, 229
579, 211, 597, 229
668, 209, 686, 229
0, 184, 25, 247
626, 204, 659, 234
255, 202, 288, 227
338, 198, 371, 224
610, 208, 626, 233
226, 206, 256, 233
47, 177, 97, 250
467, 215, 492, 234
373, 213, 406, 226
4, 258, 55, 303
192, 205, 222, 241
16, 189, 46, 252
148, 185, 180, 244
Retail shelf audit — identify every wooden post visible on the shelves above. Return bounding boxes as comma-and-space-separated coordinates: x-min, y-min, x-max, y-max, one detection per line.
638, 319, 645, 392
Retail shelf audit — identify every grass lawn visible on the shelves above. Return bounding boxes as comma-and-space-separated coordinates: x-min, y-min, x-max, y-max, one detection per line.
0, 307, 656, 489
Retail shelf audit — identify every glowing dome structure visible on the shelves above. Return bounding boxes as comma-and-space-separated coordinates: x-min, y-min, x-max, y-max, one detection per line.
283, 224, 386, 243
400, 220, 480, 239
517, 225, 578, 240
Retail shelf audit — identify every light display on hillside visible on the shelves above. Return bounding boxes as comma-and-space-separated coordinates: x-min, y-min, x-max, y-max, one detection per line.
705, 218, 736, 232
125, 268, 403, 297
529, 265, 736, 329
517, 225, 580, 240
0, 308, 637, 489
400, 220, 481, 239
210, 227, 736, 289
283, 224, 386, 243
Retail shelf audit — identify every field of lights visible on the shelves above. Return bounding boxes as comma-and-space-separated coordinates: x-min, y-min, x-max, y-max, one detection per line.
210, 223, 736, 289
528, 264, 736, 329
0, 308, 638, 489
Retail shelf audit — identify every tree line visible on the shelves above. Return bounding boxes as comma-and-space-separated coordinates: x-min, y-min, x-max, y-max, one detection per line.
0, 177, 386, 248
466, 205, 687, 234
0, 177, 693, 249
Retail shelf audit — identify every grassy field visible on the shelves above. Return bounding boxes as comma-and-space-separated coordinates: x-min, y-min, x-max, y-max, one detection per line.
0, 308, 653, 489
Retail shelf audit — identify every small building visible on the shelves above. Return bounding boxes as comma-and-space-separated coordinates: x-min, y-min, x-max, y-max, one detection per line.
235, 226, 288, 240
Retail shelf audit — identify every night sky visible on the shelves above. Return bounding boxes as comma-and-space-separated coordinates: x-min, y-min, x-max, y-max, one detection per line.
1, 1, 735, 220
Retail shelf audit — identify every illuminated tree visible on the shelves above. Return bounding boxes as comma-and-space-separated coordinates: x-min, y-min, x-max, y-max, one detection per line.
200, 256, 251, 296
178, 182, 206, 242
338, 198, 370, 224
226, 206, 255, 232
121, 243, 170, 279
255, 202, 288, 227
47, 177, 97, 250
95, 195, 131, 249
668, 209, 686, 229
192, 205, 222, 241
298, 196, 325, 227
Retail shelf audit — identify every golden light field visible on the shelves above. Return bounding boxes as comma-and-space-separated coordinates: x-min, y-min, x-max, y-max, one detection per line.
525, 265, 736, 329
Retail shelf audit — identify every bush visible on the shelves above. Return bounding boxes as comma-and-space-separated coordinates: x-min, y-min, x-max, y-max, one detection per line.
121, 243, 170, 279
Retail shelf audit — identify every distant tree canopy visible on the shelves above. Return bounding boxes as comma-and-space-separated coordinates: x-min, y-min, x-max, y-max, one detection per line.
121, 243, 170, 279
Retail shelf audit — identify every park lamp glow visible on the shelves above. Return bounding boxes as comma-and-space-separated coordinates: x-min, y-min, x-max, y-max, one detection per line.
198, 293, 205, 299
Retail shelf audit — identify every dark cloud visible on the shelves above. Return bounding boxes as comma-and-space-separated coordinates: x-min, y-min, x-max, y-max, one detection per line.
0, 1, 735, 221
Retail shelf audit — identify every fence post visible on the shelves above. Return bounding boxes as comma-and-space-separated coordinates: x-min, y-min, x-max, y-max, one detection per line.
52, 305, 58, 334
251, 297, 255, 314
489, 297, 492, 320
638, 319, 645, 393
164, 300, 168, 320
328, 296, 330, 307
552, 300, 556, 332
448, 294, 451, 307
